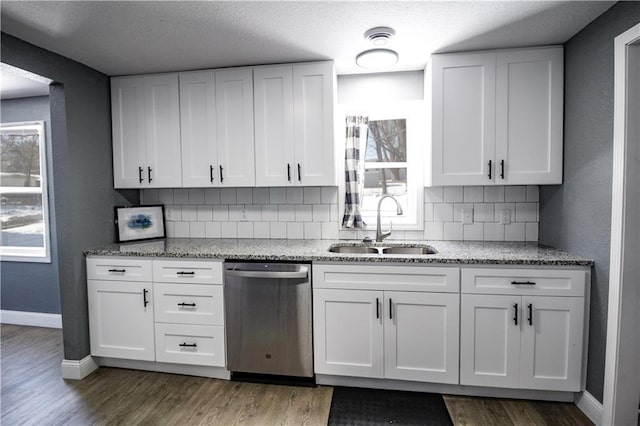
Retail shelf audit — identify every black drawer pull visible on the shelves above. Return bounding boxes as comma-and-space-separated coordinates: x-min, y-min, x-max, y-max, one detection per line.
143, 289, 149, 307
511, 281, 536, 285
527, 303, 533, 326
177, 271, 195, 276
513, 303, 518, 326
297, 163, 301, 181
210, 165, 214, 183
219, 165, 224, 183
177, 302, 196, 307
376, 298, 379, 319
389, 298, 393, 320
287, 163, 291, 182
179, 343, 197, 348
108, 269, 126, 273
138, 166, 144, 183
488, 160, 492, 180
500, 159, 505, 179
148, 166, 152, 183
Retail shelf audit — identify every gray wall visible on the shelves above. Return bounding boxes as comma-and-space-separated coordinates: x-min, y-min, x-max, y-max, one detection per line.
539, 1, 640, 403
1, 95, 61, 314
1, 33, 138, 360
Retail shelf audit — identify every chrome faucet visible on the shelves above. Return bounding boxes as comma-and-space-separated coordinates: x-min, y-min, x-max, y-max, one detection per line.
376, 195, 403, 242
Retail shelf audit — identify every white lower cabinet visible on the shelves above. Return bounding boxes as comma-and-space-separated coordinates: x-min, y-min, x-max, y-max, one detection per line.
154, 323, 225, 366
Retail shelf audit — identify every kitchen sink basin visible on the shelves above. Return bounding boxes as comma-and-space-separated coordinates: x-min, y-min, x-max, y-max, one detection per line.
327, 245, 380, 254
381, 246, 437, 255
328, 244, 437, 255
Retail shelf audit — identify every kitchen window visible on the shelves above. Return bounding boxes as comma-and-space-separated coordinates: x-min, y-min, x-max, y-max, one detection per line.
339, 101, 425, 230
0, 121, 51, 262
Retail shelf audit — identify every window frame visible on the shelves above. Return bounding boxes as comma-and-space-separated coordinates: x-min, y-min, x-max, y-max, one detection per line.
337, 101, 425, 231
0, 120, 51, 263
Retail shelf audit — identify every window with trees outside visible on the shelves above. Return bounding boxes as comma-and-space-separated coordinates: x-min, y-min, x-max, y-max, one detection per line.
340, 101, 425, 230
0, 121, 51, 262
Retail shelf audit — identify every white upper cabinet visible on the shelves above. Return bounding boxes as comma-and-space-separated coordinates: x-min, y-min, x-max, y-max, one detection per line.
112, 74, 182, 188
254, 61, 336, 187
430, 46, 563, 186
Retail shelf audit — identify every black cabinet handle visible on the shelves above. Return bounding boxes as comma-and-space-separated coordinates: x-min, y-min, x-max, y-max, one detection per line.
143, 289, 149, 307
513, 303, 518, 325
210, 165, 214, 183
297, 163, 301, 182
376, 298, 379, 319
511, 281, 536, 285
108, 268, 126, 273
178, 302, 196, 307
389, 298, 393, 320
500, 159, 505, 179
527, 303, 533, 326
138, 166, 144, 183
287, 163, 291, 182
177, 271, 195, 276
179, 343, 198, 348
219, 165, 224, 183
488, 160, 492, 180
147, 166, 152, 183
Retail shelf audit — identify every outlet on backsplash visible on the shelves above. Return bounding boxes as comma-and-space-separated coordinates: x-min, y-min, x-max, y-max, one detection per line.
500, 209, 512, 225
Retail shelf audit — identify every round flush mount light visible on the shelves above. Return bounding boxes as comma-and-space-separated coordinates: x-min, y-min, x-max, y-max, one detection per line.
356, 48, 399, 69
364, 27, 396, 46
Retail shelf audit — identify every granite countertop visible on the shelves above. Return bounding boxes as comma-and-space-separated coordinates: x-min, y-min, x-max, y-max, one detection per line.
85, 238, 593, 266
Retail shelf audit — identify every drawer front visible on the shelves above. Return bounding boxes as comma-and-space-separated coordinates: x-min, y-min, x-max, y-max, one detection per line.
154, 323, 225, 367
461, 268, 586, 296
153, 260, 223, 284
87, 257, 152, 282
154, 283, 224, 326
313, 263, 459, 292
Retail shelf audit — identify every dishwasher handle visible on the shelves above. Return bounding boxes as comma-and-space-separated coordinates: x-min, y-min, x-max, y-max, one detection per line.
225, 269, 308, 279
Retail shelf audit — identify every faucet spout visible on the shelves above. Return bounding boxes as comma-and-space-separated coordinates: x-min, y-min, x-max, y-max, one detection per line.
376, 195, 403, 242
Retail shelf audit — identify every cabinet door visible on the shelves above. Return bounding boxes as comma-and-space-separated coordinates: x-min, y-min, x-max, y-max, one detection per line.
495, 48, 563, 184
111, 76, 147, 188
520, 296, 584, 391
384, 292, 459, 384
215, 68, 255, 187
144, 74, 182, 187
431, 53, 496, 186
293, 62, 336, 186
179, 71, 218, 187
460, 294, 521, 388
87, 280, 154, 361
254, 66, 295, 187
313, 289, 383, 378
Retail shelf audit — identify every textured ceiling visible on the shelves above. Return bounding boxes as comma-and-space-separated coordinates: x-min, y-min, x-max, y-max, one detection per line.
0, 63, 51, 99
1, 1, 614, 77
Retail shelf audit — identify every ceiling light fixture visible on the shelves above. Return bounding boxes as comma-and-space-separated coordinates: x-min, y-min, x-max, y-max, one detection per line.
356, 26, 398, 69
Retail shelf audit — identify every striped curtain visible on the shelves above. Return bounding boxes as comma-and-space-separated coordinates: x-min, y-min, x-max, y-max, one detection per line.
342, 116, 368, 228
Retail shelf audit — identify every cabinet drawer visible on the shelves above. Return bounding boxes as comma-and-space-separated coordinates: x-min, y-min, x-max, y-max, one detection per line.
154, 323, 225, 367
461, 268, 586, 296
313, 263, 459, 292
153, 260, 223, 284
87, 257, 152, 282
154, 283, 224, 325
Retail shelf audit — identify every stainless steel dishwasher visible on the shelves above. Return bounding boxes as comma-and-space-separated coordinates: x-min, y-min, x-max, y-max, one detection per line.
224, 262, 313, 378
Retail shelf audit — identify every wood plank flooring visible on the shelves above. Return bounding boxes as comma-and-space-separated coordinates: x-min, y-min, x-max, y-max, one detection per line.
1, 324, 593, 425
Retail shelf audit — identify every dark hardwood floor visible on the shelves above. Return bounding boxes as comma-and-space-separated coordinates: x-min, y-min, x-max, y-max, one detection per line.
1, 324, 593, 425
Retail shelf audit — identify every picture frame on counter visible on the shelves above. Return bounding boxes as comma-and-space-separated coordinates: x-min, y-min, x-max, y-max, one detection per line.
115, 205, 166, 243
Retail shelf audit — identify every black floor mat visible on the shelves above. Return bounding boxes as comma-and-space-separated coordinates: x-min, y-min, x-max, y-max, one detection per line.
328, 386, 453, 426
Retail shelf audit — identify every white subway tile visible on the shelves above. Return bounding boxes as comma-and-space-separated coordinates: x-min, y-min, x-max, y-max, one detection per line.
295, 205, 313, 222
165, 205, 182, 221
505, 186, 526, 202
174, 189, 189, 204
204, 188, 220, 205
452, 203, 472, 222
278, 205, 296, 221
404, 230, 424, 241
221, 222, 237, 238
388, 230, 405, 240
188, 188, 205, 204
443, 222, 463, 240
158, 188, 174, 205
463, 223, 483, 241
338, 229, 358, 240
321, 187, 338, 204
142, 189, 159, 204
245, 204, 262, 221
287, 222, 304, 239
424, 222, 443, 240
165, 222, 175, 238
286, 187, 304, 204
463, 186, 484, 202
228, 205, 242, 221
303, 187, 321, 204
424, 203, 434, 222
252, 188, 270, 205
270, 187, 286, 204
237, 222, 254, 238
313, 204, 331, 222
212, 205, 229, 221
189, 222, 205, 238
330, 204, 340, 222
474, 203, 495, 222
494, 203, 515, 222
425, 187, 444, 203
484, 186, 505, 202
220, 188, 237, 204
236, 188, 253, 204
483, 223, 504, 241
205, 222, 221, 238
526, 185, 539, 202
443, 187, 463, 202
516, 203, 537, 222
253, 222, 270, 239
174, 222, 190, 238
270, 222, 287, 239
322, 222, 339, 239
433, 203, 454, 222
261, 205, 278, 221
505, 223, 526, 241
196, 205, 213, 222
182, 205, 197, 221
304, 222, 322, 239
526, 222, 539, 241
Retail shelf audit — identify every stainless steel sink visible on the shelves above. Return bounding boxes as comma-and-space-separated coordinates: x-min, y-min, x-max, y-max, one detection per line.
381, 246, 437, 255
327, 245, 379, 254
328, 244, 437, 255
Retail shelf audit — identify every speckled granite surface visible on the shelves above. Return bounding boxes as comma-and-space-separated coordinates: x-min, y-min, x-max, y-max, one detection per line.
85, 238, 593, 266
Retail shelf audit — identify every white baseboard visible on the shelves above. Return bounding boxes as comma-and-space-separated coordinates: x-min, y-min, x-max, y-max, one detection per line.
1, 309, 62, 328
61, 355, 99, 380
575, 391, 603, 425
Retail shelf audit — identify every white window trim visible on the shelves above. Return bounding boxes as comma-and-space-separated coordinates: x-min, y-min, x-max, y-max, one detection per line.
337, 101, 425, 231
0, 121, 51, 263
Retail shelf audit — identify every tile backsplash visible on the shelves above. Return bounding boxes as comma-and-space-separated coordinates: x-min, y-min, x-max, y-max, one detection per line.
141, 185, 539, 242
